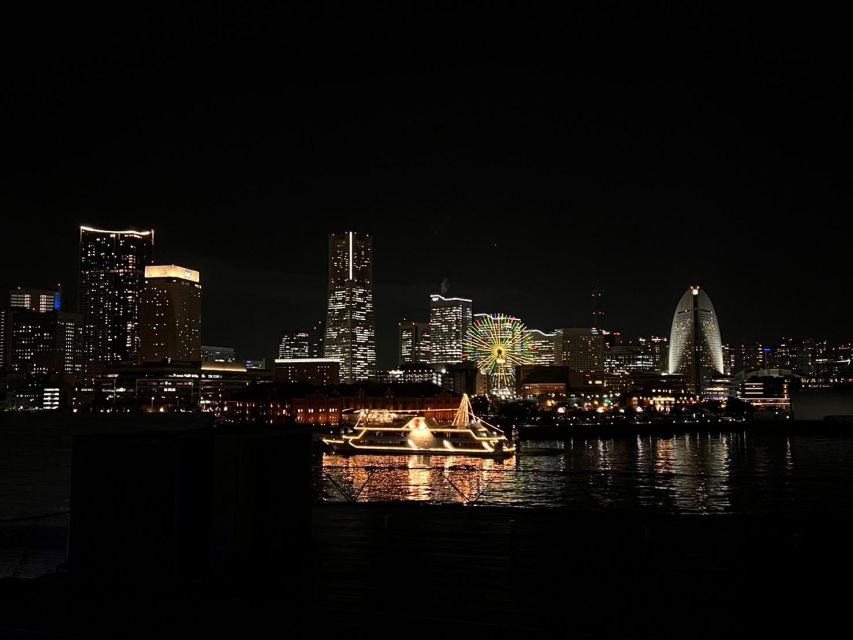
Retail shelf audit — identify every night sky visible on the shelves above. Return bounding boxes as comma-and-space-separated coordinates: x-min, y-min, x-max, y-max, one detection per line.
2, 4, 850, 368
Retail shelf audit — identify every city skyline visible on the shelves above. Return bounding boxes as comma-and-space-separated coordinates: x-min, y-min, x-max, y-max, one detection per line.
1, 221, 852, 371
2, 5, 851, 369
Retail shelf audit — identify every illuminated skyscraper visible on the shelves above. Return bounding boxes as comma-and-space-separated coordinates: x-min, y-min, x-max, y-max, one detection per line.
140, 265, 202, 364
429, 295, 473, 365
648, 335, 670, 372
398, 321, 430, 365
324, 231, 376, 382
722, 344, 736, 376
668, 286, 724, 394
79, 226, 154, 365
0, 308, 8, 371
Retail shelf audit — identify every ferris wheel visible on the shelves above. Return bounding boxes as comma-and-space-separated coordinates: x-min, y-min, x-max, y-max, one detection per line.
464, 313, 532, 394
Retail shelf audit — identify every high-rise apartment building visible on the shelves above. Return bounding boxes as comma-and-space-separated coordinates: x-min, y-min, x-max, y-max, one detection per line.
79, 226, 154, 364
140, 265, 202, 364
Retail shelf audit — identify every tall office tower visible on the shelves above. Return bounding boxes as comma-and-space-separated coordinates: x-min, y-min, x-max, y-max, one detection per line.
606, 343, 654, 374
8, 309, 84, 376
526, 329, 560, 366
56, 313, 85, 376
559, 328, 605, 372
79, 226, 154, 365
324, 231, 377, 382
278, 329, 311, 359
647, 335, 669, 372
722, 344, 737, 376
308, 319, 325, 358
0, 308, 10, 371
740, 342, 765, 373
429, 294, 473, 365
140, 265, 202, 364
796, 339, 816, 375
398, 321, 430, 365
591, 284, 605, 329
772, 337, 796, 370
9, 287, 62, 313
668, 286, 724, 394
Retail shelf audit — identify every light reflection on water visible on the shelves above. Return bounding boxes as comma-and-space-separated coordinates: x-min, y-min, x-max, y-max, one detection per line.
320, 454, 516, 504
316, 432, 853, 515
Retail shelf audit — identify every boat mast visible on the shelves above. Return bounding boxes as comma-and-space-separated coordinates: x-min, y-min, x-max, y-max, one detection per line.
453, 393, 474, 427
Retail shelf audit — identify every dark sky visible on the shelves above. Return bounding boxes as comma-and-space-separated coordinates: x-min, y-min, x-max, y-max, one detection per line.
2, 4, 850, 368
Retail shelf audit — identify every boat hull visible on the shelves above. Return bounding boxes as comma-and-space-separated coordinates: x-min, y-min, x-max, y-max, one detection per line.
323, 440, 515, 459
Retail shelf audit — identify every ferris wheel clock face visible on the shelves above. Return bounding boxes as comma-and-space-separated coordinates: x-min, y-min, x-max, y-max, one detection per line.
492, 344, 507, 364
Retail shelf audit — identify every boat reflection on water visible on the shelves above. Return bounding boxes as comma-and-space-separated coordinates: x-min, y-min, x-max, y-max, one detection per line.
319, 453, 516, 503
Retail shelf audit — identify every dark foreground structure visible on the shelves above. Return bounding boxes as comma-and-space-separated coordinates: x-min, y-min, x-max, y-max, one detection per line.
2, 502, 851, 638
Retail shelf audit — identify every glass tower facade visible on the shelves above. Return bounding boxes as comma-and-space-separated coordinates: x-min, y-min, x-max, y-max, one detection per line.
429, 295, 473, 365
668, 286, 724, 393
79, 226, 154, 365
324, 231, 377, 382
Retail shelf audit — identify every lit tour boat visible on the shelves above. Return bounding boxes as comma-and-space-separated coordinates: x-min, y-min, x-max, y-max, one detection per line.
322, 394, 515, 458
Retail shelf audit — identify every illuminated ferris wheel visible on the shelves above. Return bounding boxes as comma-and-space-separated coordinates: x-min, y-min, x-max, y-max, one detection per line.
464, 314, 532, 395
